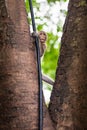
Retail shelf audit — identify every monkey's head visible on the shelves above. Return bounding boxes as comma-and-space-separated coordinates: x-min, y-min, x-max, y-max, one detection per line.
38, 31, 47, 44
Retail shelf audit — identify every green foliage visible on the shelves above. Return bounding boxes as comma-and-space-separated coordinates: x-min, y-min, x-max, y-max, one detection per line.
25, 0, 40, 11
47, 0, 67, 3
25, 0, 29, 12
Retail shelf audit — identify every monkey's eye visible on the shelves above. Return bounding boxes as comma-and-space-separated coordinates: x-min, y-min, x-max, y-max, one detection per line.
40, 32, 43, 35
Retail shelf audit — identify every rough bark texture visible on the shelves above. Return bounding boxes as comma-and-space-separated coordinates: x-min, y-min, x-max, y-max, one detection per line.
0, 0, 38, 129
49, 0, 87, 130
0, 0, 54, 130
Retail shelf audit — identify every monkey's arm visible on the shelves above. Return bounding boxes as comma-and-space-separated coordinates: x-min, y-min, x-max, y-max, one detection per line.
31, 31, 53, 85
42, 74, 54, 86
39, 43, 46, 57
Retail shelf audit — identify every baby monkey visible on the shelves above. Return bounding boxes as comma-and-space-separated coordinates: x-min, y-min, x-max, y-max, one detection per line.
31, 31, 47, 56
38, 31, 47, 57
31, 31, 54, 86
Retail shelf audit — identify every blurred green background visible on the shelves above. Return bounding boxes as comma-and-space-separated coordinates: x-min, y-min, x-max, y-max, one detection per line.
25, 0, 69, 104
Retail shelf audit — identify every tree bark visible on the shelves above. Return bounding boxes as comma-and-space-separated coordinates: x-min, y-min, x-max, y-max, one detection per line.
0, 0, 54, 130
49, 0, 87, 130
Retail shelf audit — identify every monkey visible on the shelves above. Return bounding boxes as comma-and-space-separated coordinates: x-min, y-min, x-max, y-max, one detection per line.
38, 31, 47, 57
31, 31, 54, 86
31, 31, 47, 56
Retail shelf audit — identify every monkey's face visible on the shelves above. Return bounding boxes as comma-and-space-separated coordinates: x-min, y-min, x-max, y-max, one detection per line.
38, 31, 47, 43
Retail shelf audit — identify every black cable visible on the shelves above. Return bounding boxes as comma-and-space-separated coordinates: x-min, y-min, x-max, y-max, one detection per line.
28, 0, 43, 130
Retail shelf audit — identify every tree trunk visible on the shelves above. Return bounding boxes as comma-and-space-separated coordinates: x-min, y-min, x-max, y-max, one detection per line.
49, 0, 87, 130
0, 0, 54, 130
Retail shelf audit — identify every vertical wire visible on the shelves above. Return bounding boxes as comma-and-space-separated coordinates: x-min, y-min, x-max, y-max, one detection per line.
28, 0, 43, 130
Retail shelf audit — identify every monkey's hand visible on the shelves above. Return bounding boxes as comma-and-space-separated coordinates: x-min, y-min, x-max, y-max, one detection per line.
30, 32, 37, 44
31, 31, 38, 38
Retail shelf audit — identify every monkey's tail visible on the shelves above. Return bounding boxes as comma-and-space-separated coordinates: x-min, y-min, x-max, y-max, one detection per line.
42, 74, 54, 86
